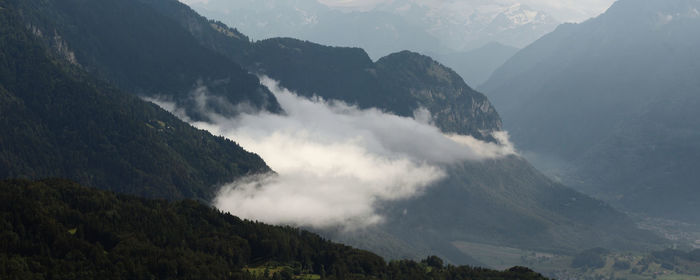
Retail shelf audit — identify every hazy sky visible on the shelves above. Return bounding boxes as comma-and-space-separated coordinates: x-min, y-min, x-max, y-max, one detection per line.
317, 0, 618, 22
182, 0, 615, 22
180, 0, 616, 22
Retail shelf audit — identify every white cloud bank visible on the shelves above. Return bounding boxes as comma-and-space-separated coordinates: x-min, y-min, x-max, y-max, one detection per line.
148, 77, 516, 230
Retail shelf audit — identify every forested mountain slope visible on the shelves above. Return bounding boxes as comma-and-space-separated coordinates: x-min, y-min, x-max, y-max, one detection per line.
0, 179, 551, 280
138, 0, 503, 141
243, 38, 504, 141
11, 0, 280, 120
0, 2, 269, 200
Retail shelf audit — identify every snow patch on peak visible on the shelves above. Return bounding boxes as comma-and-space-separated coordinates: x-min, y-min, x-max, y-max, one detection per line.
503, 4, 548, 26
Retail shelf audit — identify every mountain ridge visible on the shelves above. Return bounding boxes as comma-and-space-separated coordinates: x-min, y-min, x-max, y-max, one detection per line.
481, 0, 700, 223
13, 0, 281, 121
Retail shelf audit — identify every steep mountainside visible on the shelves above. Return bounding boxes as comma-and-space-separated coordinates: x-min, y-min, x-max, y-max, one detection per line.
247, 39, 504, 141
0, 2, 269, 200
13, 0, 280, 120
481, 0, 700, 222
0, 179, 551, 279
16, 0, 502, 142
140, 0, 504, 141
374, 51, 502, 136
384, 157, 659, 255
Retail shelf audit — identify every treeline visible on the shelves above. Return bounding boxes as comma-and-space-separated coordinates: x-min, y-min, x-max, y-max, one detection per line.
651, 248, 700, 263
649, 248, 700, 271
0, 179, 549, 280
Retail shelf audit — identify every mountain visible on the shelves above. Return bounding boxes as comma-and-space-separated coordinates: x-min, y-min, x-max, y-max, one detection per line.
242, 41, 504, 140
12, 0, 280, 120
0, 0, 269, 201
384, 157, 659, 255
481, 0, 700, 222
184, 23, 504, 140
17, 0, 503, 141
431, 42, 520, 87
144, 0, 663, 260
0, 3, 550, 277
0, 179, 551, 279
185, 0, 554, 86
3, 0, 663, 266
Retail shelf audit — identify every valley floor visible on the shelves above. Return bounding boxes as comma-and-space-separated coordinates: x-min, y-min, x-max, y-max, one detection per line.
452, 240, 700, 280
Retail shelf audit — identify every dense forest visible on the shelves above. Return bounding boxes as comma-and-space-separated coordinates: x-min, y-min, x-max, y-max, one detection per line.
0, 179, 550, 280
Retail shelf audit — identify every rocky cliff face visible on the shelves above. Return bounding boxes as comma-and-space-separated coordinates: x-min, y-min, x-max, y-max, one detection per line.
375, 51, 503, 139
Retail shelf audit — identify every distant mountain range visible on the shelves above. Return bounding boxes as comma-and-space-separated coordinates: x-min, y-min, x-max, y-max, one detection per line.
187, 0, 558, 55
481, 0, 700, 223
385, 1, 557, 51
184, 0, 557, 86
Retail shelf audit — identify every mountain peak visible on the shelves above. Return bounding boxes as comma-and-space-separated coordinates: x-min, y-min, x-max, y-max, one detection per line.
502, 3, 552, 26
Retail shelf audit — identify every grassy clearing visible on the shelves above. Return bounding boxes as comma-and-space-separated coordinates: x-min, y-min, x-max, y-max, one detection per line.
452, 241, 564, 271
564, 253, 700, 280
243, 264, 320, 279
658, 274, 700, 280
